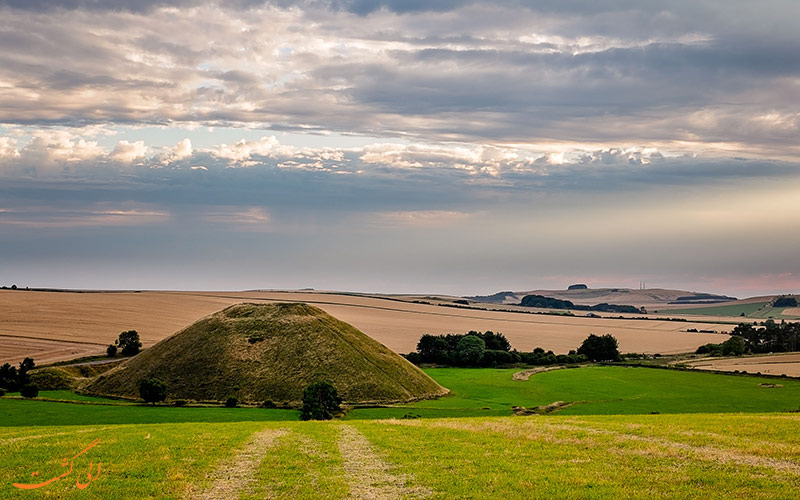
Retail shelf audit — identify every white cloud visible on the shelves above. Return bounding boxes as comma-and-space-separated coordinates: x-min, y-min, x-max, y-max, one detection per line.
110, 140, 147, 163
172, 138, 192, 160
0, 137, 19, 159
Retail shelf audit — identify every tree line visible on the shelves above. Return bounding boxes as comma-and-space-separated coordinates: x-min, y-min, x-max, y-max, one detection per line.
519, 294, 643, 314
697, 320, 800, 356
404, 331, 621, 367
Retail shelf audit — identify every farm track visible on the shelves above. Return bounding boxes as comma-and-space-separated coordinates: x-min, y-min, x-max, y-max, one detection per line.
188, 428, 288, 500
338, 425, 430, 499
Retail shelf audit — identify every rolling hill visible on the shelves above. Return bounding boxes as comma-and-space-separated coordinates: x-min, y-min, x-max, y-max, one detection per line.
467, 287, 738, 308
84, 302, 447, 404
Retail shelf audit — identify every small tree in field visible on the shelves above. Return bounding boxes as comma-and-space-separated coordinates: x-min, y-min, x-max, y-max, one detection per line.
300, 381, 342, 420
577, 334, 620, 362
139, 378, 167, 405
118, 330, 142, 356
106, 344, 118, 357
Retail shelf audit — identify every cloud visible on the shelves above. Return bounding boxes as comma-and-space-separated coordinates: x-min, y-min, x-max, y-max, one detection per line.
202, 206, 272, 228
0, 1, 798, 160
0, 204, 169, 228
371, 210, 471, 227
110, 140, 147, 163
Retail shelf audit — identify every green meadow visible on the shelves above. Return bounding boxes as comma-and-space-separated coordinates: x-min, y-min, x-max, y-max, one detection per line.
3, 366, 800, 498
3, 366, 800, 425
660, 301, 800, 319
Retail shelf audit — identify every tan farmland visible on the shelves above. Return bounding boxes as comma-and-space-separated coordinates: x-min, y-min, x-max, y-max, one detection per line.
0, 290, 729, 365
686, 353, 800, 377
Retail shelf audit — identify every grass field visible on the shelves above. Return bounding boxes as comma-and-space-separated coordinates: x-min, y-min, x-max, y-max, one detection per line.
3, 414, 800, 499
0, 290, 727, 365
4, 366, 800, 427
659, 301, 770, 317
348, 366, 800, 418
659, 301, 800, 320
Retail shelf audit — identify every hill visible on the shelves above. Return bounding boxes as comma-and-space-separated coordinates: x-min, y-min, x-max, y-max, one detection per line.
468, 287, 739, 308
84, 303, 447, 404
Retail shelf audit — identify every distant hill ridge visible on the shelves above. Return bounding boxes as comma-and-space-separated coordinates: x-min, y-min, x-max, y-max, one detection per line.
466, 287, 740, 308
84, 303, 447, 404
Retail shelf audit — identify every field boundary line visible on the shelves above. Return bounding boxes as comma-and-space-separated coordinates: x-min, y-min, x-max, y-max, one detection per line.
338, 424, 431, 499
185, 427, 288, 500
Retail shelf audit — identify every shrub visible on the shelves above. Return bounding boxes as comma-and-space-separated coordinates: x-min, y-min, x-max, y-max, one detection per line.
300, 381, 342, 421
106, 344, 118, 357
260, 400, 277, 409
0, 388, 5, 397
139, 378, 167, 405
225, 397, 238, 408
172, 399, 187, 407
20, 383, 39, 398
577, 334, 620, 362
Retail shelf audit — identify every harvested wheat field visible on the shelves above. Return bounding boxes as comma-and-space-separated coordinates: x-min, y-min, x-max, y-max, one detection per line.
0, 289, 727, 365
687, 353, 800, 377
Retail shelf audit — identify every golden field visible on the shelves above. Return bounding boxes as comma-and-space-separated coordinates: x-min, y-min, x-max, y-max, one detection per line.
0, 289, 729, 365
686, 353, 800, 377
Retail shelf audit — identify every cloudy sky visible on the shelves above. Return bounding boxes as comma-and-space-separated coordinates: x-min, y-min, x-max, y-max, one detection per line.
1, 0, 799, 296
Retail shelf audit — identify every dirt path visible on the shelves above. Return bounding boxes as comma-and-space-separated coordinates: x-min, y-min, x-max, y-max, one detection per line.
512, 365, 564, 381
338, 425, 430, 499
187, 428, 288, 500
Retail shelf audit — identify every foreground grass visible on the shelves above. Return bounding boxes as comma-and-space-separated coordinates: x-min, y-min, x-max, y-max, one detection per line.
3, 414, 800, 499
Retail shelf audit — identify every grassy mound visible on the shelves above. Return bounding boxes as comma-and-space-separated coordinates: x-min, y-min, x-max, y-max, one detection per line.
84, 303, 447, 404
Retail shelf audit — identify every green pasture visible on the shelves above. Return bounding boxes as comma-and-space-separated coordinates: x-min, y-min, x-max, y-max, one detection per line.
3, 366, 800, 426
660, 301, 800, 319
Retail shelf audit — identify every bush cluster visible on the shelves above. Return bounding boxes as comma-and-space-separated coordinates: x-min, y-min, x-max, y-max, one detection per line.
0, 357, 35, 392
406, 331, 595, 367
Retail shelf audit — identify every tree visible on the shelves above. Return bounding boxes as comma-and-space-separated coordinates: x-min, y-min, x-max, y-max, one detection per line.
416, 334, 450, 363
577, 334, 620, 362
118, 330, 142, 356
106, 344, 118, 357
477, 331, 511, 351
0, 363, 19, 391
17, 358, 35, 388
722, 335, 746, 356
139, 378, 167, 405
20, 383, 39, 398
225, 397, 238, 408
300, 381, 342, 421
456, 335, 486, 366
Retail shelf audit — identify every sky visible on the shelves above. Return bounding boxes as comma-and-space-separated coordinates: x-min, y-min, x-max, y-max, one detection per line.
1, 0, 799, 297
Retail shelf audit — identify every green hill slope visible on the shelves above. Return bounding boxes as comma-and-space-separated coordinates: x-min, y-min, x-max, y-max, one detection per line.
84, 303, 447, 404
